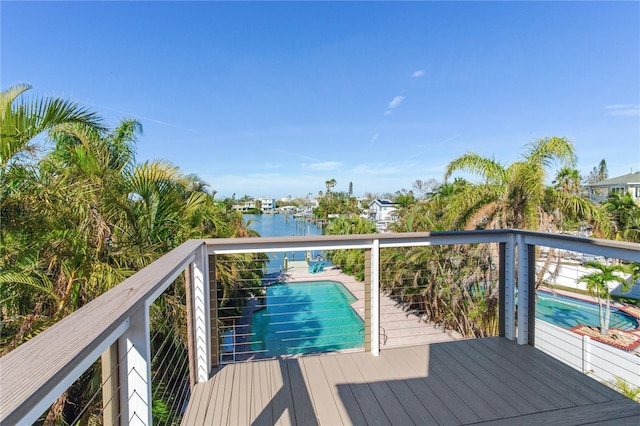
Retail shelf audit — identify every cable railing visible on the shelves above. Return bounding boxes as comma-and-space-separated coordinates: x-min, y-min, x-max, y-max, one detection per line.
2, 230, 640, 424
215, 255, 366, 361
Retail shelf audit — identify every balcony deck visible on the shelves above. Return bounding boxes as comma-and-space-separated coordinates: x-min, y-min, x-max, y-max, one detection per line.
182, 337, 640, 425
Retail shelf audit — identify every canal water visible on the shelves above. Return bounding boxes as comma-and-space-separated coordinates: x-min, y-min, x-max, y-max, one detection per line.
244, 214, 324, 273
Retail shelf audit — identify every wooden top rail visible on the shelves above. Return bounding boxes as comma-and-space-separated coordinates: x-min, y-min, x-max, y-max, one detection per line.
204, 230, 513, 254
0, 239, 204, 424
205, 230, 640, 262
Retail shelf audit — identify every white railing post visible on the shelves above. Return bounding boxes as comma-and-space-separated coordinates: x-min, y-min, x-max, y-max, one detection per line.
503, 235, 517, 340
516, 234, 530, 345
371, 238, 380, 356
582, 335, 592, 374
119, 305, 152, 426
192, 244, 211, 381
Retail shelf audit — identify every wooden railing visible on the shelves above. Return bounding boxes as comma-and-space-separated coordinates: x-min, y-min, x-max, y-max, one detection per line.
1, 230, 639, 424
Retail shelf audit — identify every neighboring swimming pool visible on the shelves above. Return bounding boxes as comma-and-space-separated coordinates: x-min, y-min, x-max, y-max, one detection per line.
251, 281, 364, 357
536, 292, 639, 331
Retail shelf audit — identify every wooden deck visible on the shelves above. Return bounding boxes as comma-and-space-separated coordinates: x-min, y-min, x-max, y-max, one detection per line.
182, 337, 640, 425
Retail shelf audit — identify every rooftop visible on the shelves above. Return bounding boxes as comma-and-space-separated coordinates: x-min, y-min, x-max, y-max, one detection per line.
586, 171, 640, 187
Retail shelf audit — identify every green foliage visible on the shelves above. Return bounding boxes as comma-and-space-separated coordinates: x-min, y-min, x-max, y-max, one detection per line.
314, 191, 360, 218
587, 159, 609, 184
604, 192, 640, 242
0, 84, 266, 423
325, 215, 376, 281
380, 244, 500, 338
606, 377, 640, 402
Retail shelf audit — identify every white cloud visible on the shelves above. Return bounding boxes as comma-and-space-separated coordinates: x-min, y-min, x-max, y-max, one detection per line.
384, 110, 393, 116
411, 70, 425, 77
369, 133, 379, 146
304, 161, 342, 171
605, 104, 640, 117
388, 95, 405, 109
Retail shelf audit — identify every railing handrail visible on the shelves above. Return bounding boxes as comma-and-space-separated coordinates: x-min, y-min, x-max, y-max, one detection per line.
204, 230, 513, 254
0, 239, 204, 424
2, 230, 639, 424
204, 230, 640, 259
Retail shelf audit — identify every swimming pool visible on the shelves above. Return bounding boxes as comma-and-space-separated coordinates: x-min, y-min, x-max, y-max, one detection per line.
251, 281, 364, 357
536, 292, 638, 331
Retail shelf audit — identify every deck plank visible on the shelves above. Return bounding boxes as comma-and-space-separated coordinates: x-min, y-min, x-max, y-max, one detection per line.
336, 353, 392, 426
226, 363, 242, 425
381, 345, 460, 425
430, 342, 517, 420
480, 398, 640, 425
270, 360, 294, 425
318, 354, 368, 425
350, 351, 416, 425
285, 358, 319, 426
301, 356, 345, 425
204, 365, 234, 425
365, 348, 438, 424
480, 338, 620, 404
437, 340, 538, 416
182, 338, 640, 425
181, 377, 214, 426
403, 345, 484, 424
251, 360, 274, 426
462, 338, 569, 410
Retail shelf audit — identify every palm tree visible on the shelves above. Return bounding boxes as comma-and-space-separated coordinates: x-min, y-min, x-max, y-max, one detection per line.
552, 167, 582, 196
325, 178, 337, 194
604, 192, 640, 242
578, 260, 630, 335
443, 137, 608, 234
1, 84, 103, 169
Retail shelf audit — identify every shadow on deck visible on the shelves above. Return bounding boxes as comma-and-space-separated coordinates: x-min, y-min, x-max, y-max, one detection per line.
183, 337, 640, 425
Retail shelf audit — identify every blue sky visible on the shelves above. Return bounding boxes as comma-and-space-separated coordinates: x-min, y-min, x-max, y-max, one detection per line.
2, 1, 639, 199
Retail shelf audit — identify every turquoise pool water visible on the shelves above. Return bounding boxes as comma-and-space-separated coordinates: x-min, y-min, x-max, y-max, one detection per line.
536, 292, 638, 331
251, 281, 364, 356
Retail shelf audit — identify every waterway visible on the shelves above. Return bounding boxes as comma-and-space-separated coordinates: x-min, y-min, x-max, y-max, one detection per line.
244, 214, 324, 273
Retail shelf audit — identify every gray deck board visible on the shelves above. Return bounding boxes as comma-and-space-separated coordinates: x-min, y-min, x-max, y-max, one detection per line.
357, 346, 437, 425
318, 354, 368, 425
480, 398, 640, 425
479, 338, 616, 404
337, 353, 391, 426
403, 345, 483, 424
351, 351, 416, 425
269, 360, 294, 425
438, 338, 539, 415
183, 337, 640, 425
251, 360, 273, 426
430, 342, 520, 419
285, 358, 318, 426
383, 344, 460, 425
301, 356, 344, 425
462, 337, 567, 410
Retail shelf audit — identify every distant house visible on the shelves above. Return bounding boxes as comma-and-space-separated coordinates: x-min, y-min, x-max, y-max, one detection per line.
260, 198, 276, 213
368, 199, 399, 222
586, 171, 640, 204
233, 200, 257, 212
